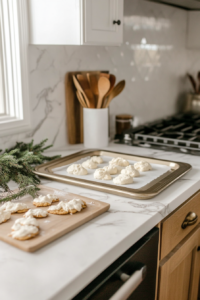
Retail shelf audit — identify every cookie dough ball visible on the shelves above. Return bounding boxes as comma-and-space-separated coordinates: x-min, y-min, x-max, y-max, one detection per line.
113, 174, 133, 185
103, 165, 118, 175
109, 157, 129, 167
134, 161, 152, 172
67, 164, 88, 175
82, 159, 98, 169
121, 165, 140, 177
94, 168, 112, 180
91, 156, 104, 164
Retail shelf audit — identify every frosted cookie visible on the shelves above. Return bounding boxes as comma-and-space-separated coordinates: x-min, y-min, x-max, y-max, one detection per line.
9, 225, 39, 241
24, 208, 48, 218
91, 156, 104, 164
1, 202, 29, 214
47, 202, 68, 215
113, 174, 133, 185
33, 194, 59, 207
67, 164, 88, 175
0, 211, 11, 224
121, 165, 140, 177
48, 199, 86, 215
12, 217, 39, 231
94, 168, 112, 180
109, 157, 129, 167
134, 161, 152, 172
62, 199, 86, 213
103, 165, 118, 175
82, 159, 97, 169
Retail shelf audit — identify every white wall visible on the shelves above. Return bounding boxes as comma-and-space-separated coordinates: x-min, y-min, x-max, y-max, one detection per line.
0, 0, 194, 150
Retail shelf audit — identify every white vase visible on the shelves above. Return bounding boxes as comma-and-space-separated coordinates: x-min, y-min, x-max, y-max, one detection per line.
83, 108, 109, 148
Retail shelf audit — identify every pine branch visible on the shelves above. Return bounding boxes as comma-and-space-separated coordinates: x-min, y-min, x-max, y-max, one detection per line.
0, 185, 40, 203
0, 139, 61, 203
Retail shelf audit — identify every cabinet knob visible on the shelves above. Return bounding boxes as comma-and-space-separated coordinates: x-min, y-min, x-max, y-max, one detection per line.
113, 20, 121, 25
181, 212, 198, 229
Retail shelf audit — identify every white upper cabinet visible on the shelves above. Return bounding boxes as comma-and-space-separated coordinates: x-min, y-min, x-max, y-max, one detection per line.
29, 0, 123, 46
83, 0, 123, 45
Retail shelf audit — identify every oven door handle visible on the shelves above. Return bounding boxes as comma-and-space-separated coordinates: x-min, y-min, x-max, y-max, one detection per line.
109, 266, 147, 300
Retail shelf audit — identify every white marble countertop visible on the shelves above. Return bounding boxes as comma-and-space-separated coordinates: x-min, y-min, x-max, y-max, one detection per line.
1, 143, 200, 300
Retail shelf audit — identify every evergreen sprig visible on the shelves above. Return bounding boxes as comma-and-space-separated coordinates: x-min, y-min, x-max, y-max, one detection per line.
0, 139, 61, 203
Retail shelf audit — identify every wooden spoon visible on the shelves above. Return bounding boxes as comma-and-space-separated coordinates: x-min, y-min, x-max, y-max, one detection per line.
97, 77, 110, 109
77, 74, 96, 108
105, 80, 126, 108
103, 74, 116, 107
72, 75, 90, 108
99, 73, 110, 79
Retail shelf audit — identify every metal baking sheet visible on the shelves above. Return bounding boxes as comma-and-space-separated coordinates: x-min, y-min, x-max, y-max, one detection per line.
34, 149, 192, 200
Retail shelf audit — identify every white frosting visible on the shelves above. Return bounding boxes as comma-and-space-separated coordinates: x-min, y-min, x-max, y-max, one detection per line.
48, 199, 85, 213
12, 217, 39, 231
33, 194, 57, 204
134, 161, 152, 172
103, 165, 118, 175
10, 225, 38, 238
24, 209, 48, 218
91, 156, 104, 164
109, 157, 129, 167
82, 159, 97, 169
67, 164, 88, 175
1, 202, 28, 213
94, 168, 112, 180
48, 202, 63, 211
0, 210, 11, 224
121, 165, 140, 177
113, 174, 133, 185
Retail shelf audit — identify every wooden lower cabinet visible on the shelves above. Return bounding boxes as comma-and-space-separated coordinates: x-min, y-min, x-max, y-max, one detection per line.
158, 226, 200, 300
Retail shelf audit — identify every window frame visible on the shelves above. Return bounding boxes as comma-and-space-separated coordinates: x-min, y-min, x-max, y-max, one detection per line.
0, 0, 31, 136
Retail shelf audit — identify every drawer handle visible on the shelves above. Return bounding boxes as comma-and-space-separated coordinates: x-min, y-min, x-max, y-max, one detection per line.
181, 212, 198, 229
109, 266, 147, 300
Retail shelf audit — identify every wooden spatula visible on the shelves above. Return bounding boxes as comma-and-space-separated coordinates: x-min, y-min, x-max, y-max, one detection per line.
97, 77, 110, 109
76, 90, 87, 108
72, 75, 90, 108
87, 73, 99, 96
104, 80, 126, 108
77, 74, 96, 108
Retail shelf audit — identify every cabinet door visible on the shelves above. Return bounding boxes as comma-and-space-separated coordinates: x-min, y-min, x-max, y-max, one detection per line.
82, 0, 123, 45
158, 227, 200, 300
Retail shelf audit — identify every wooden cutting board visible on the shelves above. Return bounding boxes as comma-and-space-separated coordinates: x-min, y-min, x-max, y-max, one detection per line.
65, 71, 109, 144
0, 185, 110, 252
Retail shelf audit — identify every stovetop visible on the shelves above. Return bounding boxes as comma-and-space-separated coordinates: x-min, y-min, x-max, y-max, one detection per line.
115, 113, 200, 156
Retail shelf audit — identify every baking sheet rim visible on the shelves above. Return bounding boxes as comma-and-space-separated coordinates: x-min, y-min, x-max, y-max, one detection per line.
34, 149, 192, 200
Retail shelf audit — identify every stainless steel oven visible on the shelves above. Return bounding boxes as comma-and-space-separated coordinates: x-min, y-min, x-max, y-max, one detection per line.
73, 227, 159, 300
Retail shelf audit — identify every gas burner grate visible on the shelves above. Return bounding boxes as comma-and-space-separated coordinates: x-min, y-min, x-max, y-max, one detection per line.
116, 113, 200, 155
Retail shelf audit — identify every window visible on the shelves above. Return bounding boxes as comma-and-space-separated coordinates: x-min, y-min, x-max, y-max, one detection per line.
0, 0, 31, 136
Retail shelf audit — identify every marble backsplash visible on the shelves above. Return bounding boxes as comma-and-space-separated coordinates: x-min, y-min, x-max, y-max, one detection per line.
0, 0, 197, 150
